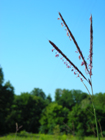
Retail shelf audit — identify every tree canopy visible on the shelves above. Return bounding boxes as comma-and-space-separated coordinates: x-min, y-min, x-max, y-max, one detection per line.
0, 66, 105, 137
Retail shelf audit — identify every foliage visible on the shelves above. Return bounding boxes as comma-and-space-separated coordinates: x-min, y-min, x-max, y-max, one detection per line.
0, 67, 4, 85
39, 103, 69, 134
12, 93, 46, 133
55, 89, 88, 110
1, 134, 105, 140
46, 94, 52, 105
53, 125, 60, 136
0, 67, 14, 134
0, 66, 105, 137
30, 88, 46, 100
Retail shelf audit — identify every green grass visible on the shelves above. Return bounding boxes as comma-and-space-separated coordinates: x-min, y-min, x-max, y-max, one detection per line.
0, 134, 105, 140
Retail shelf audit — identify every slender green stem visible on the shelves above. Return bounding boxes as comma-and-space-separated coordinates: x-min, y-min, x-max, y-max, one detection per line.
82, 80, 100, 140
90, 79, 94, 96
82, 81, 91, 97
92, 102, 100, 140
90, 78, 100, 140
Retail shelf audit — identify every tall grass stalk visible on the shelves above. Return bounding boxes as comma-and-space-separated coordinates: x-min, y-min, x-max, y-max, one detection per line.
49, 12, 100, 140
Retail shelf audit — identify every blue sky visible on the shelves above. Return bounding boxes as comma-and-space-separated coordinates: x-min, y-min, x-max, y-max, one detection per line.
0, 0, 105, 100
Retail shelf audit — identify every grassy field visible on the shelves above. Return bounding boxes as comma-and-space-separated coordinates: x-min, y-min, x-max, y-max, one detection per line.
0, 133, 105, 140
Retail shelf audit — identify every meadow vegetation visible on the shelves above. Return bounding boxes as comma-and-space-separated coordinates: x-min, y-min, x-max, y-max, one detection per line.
0, 133, 105, 140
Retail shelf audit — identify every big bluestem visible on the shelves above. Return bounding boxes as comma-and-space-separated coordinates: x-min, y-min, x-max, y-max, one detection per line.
49, 12, 100, 140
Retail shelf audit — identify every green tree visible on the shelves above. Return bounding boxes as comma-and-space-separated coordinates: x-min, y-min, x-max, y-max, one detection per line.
55, 88, 62, 102
30, 88, 46, 100
40, 102, 69, 134
55, 89, 88, 111
0, 79, 14, 134
12, 92, 46, 133
57, 89, 75, 110
92, 93, 105, 136
68, 99, 101, 137
68, 104, 87, 136
46, 94, 52, 104
72, 90, 88, 104
0, 67, 4, 85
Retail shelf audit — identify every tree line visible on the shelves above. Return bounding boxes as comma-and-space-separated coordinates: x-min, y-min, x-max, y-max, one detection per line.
0, 67, 105, 137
